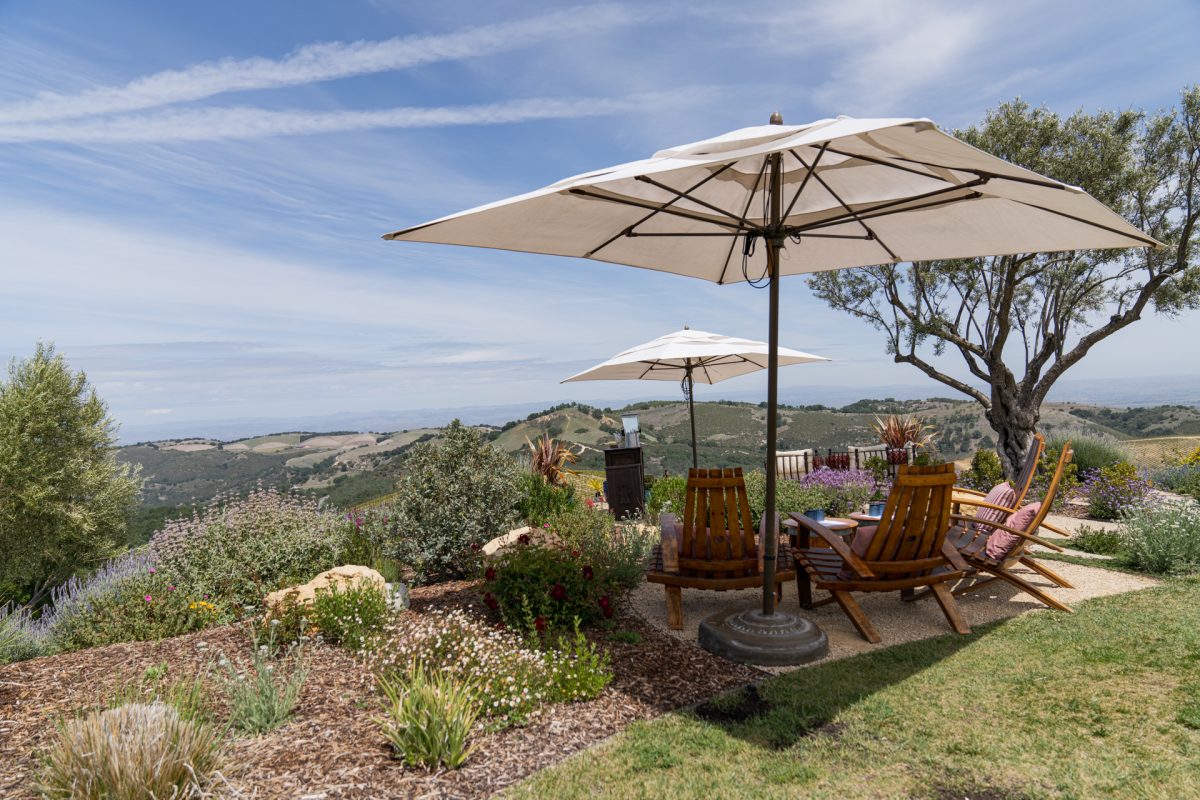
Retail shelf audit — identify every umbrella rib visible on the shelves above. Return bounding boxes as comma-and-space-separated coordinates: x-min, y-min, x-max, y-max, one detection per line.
580, 163, 742, 257
569, 188, 751, 233
791, 149, 900, 261
787, 180, 987, 235
716, 157, 771, 285
780, 142, 828, 221
998, 197, 1161, 248
635, 175, 755, 227
821, 145, 1073, 190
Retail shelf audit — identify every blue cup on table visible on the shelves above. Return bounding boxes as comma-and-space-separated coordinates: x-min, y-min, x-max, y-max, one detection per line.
868, 501, 885, 517
803, 508, 826, 522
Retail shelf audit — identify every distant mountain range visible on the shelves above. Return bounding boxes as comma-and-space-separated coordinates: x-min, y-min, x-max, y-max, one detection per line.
117, 374, 1200, 444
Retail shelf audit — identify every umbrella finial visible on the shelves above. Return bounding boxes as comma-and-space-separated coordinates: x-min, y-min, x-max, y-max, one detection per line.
769, 111, 783, 125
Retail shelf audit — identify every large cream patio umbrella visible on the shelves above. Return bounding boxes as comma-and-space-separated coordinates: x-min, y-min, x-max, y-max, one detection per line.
562, 327, 829, 469
385, 113, 1157, 665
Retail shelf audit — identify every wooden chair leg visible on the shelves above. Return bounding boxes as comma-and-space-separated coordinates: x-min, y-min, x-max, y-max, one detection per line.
831, 590, 881, 644
664, 585, 683, 630
775, 580, 784, 602
1020, 556, 1075, 589
930, 582, 971, 635
991, 568, 1074, 613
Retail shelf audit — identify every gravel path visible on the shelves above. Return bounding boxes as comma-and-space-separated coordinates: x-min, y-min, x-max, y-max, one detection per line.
630, 519, 1159, 673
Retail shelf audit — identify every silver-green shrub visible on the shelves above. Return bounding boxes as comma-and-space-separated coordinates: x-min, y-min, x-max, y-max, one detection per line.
218, 624, 308, 735
36, 703, 224, 799
387, 420, 522, 584
0, 602, 48, 663
151, 487, 355, 608
1121, 501, 1200, 575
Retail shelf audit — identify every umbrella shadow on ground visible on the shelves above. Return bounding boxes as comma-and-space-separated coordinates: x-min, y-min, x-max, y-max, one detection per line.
681, 617, 1010, 753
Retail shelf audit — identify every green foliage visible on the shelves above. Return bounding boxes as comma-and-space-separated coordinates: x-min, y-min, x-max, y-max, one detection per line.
310, 582, 390, 651
1029, 440, 1080, 510
1069, 526, 1126, 556
387, 420, 522, 584
1085, 462, 1151, 521
36, 703, 223, 800
151, 487, 355, 609
646, 476, 687, 518
1185, 446, 1200, 467
743, 470, 829, 526
959, 449, 1006, 492
0, 343, 141, 604
516, 472, 578, 527
1151, 464, 1200, 501
542, 623, 613, 703
484, 506, 651, 633
49, 564, 214, 653
218, 625, 308, 735
0, 603, 46, 664
1052, 434, 1127, 474
376, 668, 480, 769
1119, 501, 1200, 575
608, 629, 643, 644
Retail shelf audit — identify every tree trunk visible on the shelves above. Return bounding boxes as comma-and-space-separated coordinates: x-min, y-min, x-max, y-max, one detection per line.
986, 389, 1040, 481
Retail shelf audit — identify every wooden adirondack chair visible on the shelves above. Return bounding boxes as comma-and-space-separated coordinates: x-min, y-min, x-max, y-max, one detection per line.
789, 463, 970, 644
952, 433, 1073, 540
647, 467, 798, 630
942, 443, 1076, 611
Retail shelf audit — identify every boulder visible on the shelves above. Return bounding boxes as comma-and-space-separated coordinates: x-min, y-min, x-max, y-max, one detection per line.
264, 565, 386, 614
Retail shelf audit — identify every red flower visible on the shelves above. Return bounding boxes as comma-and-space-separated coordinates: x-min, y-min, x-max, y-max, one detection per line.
550, 583, 568, 601
534, 616, 547, 632
581, 565, 594, 580
518, 533, 531, 545
599, 595, 613, 618
570, 549, 581, 559
470, 542, 482, 552
483, 592, 499, 610
484, 567, 497, 581
585, 498, 595, 508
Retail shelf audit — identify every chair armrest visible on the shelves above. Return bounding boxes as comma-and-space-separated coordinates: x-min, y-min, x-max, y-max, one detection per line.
940, 539, 971, 572
953, 487, 988, 498
659, 513, 680, 572
787, 512, 875, 578
951, 497, 1019, 515
948, 514, 1065, 552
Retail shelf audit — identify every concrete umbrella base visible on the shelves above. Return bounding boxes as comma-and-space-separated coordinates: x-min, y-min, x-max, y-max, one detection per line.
698, 606, 828, 666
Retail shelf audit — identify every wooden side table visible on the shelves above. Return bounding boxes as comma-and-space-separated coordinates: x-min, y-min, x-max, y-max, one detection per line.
784, 515, 858, 609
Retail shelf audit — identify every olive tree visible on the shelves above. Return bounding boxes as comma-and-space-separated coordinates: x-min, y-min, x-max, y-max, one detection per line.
0, 343, 141, 603
809, 88, 1200, 478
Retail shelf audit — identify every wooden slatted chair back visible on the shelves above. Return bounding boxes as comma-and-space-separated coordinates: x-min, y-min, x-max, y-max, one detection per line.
862, 463, 957, 579
678, 467, 758, 579
1011, 433, 1047, 505
996, 441, 1073, 566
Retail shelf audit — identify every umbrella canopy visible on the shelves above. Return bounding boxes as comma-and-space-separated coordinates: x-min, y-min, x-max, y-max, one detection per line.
562, 327, 829, 467
385, 113, 1157, 654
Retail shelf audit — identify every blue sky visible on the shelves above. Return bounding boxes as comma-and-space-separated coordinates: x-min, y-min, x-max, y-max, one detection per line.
3, 0, 1198, 438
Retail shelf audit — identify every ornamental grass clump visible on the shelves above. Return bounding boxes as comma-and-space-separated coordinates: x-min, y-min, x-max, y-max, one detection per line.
376, 668, 480, 769
363, 609, 549, 728
151, 487, 355, 609
37, 703, 224, 800
1120, 501, 1200, 575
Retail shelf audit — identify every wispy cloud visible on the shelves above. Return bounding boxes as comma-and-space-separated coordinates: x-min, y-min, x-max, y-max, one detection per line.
0, 92, 713, 144
0, 4, 644, 124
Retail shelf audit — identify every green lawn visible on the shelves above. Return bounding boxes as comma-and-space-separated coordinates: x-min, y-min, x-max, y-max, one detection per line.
507, 578, 1200, 799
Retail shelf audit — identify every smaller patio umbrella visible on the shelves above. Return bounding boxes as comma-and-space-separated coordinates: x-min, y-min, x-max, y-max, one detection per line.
562, 327, 828, 468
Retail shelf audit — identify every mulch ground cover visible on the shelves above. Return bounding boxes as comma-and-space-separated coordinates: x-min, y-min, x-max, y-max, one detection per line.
0, 580, 762, 799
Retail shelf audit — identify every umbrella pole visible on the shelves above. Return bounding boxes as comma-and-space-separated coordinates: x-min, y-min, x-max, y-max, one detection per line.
761, 149, 784, 617
687, 367, 698, 470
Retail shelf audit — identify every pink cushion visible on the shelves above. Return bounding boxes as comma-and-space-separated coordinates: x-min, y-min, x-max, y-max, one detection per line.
837, 525, 877, 580
984, 503, 1041, 560
973, 482, 1017, 534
